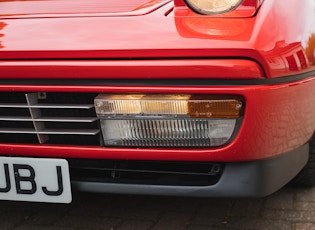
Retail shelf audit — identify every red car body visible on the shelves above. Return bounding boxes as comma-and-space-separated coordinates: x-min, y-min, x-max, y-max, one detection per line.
0, 0, 315, 201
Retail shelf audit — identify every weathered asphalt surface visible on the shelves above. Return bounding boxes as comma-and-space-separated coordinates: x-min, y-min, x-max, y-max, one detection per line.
1, 186, 315, 230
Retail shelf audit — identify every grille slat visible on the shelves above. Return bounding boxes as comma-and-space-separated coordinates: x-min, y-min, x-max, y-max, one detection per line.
0, 92, 100, 145
0, 128, 99, 135
0, 103, 94, 109
0, 116, 98, 122
0, 103, 29, 108
0, 116, 31, 121
0, 128, 37, 134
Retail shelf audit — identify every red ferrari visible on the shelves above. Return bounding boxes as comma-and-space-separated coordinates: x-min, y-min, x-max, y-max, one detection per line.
0, 0, 315, 203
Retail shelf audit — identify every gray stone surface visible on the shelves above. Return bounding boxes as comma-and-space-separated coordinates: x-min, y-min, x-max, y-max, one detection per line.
0, 186, 314, 230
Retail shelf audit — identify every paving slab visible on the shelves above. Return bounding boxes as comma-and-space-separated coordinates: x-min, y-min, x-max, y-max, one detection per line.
0, 186, 312, 230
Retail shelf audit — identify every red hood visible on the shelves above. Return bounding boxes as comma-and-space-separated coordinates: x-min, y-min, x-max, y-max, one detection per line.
0, 0, 313, 79
0, 0, 169, 18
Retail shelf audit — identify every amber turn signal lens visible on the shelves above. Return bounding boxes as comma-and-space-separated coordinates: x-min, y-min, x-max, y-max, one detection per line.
188, 96, 243, 118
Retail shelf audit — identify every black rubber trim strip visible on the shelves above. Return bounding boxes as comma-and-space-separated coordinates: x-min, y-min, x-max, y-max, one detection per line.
0, 71, 314, 86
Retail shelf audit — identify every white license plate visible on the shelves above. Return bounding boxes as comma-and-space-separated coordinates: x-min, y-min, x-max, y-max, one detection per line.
0, 157, 71, 203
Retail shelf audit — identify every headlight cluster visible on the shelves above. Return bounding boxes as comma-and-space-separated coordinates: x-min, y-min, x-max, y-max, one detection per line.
95, 94, 243, 148
184, 0, 243, 15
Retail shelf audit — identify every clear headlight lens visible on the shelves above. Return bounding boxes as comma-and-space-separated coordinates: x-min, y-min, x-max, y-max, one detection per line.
95, 94, 243, 148
185, 0, 243, 15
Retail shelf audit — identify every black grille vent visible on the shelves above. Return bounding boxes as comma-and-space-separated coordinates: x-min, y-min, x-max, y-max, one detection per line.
69, 159, 223, 186
0, 92, 100, 145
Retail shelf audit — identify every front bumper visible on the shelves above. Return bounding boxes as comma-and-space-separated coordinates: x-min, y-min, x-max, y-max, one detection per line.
72, 144, 309, 197
0, 68, 314, 198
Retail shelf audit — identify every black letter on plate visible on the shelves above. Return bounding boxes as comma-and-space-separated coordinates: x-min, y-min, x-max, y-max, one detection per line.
0, 164, 11, 192
14, 164, 37, 194
42, 166, 63, 196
